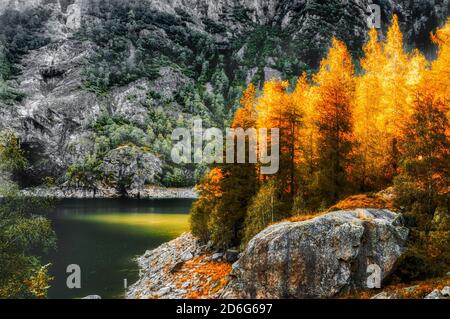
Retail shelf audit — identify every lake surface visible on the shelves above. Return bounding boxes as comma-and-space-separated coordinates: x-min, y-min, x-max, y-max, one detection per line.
45, 198, 193, 299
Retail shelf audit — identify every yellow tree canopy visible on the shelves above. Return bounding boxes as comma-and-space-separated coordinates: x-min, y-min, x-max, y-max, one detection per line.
430, 18, 450, 112
232, 83, 257, 129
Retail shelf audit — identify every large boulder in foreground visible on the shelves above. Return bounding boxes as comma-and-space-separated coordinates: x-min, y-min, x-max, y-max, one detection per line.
221, 209, 409, 299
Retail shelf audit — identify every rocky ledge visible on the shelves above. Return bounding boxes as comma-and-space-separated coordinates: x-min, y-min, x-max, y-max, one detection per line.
20, 186, 198, 199
128, 209, 412, 299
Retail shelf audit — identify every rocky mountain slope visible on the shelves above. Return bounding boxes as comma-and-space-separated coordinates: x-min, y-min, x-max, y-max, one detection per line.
0, 0, 448, 190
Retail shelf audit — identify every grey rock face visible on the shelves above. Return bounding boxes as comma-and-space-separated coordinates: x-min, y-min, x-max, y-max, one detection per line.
99, 145, 162, 194
221, 209, 409, 299
263, 67, 282, 81
0, 1, 193, 184
0, 0, 43, 14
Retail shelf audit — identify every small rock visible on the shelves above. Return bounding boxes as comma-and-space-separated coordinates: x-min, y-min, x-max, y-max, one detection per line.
197, 245, 208, 255
181, 282, 189, 289
156, 287, 171, 297
263, 67, 282, 81
265, 56, 276, 66
440, 286, 450, 297
371, 292, 399, 299
230, 262, 242, 276
206, 241, 214, 250
205, 82, 214, 94
181, 251, 193, 261
212, 253, 223, 262
225, 249, 239, 263
424, 289, 443, 299
82, 295, 101, 299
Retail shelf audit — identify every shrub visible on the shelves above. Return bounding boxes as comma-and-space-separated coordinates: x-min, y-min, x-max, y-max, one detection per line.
242, 181, 286, 246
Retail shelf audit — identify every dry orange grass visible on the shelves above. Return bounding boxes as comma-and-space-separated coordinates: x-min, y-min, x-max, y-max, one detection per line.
328, 194, 396, 212
276, 192, 396, 225
171, 256, 232, 299
344, 277, 450, 299
386, 278, 450, 299
285, 213, 324, 223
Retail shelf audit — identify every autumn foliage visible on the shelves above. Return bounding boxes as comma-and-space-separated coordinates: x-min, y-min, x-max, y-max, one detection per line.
191, 15, 450, 279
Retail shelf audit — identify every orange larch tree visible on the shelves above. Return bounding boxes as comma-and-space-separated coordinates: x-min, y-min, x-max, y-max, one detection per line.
193, 84, 261, 248
255, 79, 303, 204
379, 15, 412, 178
430, 18, 450, 130
313, 38, 356, 206
290, 73, 318, 211
354, 28, 388, 191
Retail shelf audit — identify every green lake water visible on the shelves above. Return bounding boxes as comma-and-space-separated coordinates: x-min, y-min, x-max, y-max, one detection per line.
45, 198, 193, 299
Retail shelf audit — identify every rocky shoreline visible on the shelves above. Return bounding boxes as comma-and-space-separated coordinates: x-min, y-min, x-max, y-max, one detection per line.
127, 233, 234, 299
128, 209, 406, 299
20, 186, 198, 199
127, 209, 449, 300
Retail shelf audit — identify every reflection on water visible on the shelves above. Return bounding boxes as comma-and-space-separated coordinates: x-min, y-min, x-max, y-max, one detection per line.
45, 198, 193, 299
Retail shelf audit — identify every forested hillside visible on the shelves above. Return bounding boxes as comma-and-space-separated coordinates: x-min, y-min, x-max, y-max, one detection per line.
0, 0, 448, 194
191, 16, 449, 283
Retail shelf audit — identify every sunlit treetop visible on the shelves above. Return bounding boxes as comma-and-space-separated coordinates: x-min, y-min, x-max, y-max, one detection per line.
255, 79, 290, 129
430, 18, 450, 106
232, 83, 257, 129
361, 28, 385, 74
195, 167, 225, 199
314, 37, 354, 86
240, 83, 256, 109
385, 15, 405, 60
